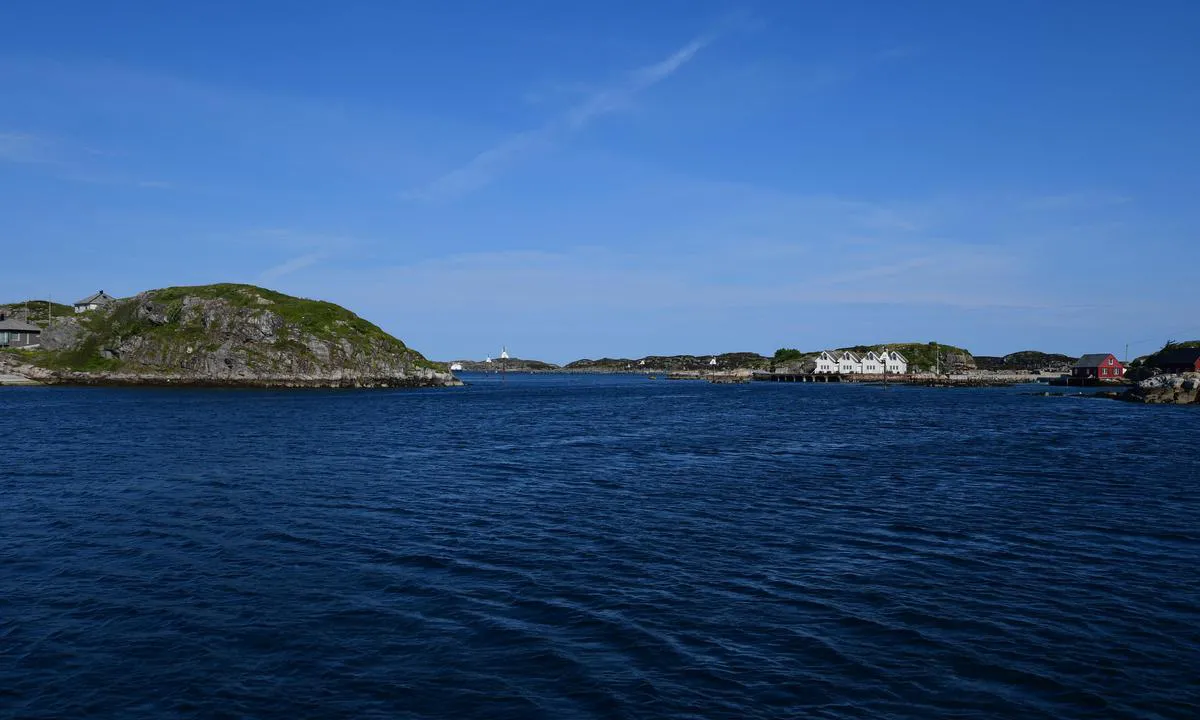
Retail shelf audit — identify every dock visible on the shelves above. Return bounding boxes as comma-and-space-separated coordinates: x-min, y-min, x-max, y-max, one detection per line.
754, 373, 845, 383
753, 372, 1040, 388
1047, 377, 1127, 388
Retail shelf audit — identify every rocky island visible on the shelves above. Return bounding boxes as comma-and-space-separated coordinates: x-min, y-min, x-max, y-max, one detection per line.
0, 284, 459, 388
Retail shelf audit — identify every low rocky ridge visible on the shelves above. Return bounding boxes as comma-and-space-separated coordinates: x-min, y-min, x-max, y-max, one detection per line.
566, 353, 772, 372
0, 300, 74, 323
1116, 373, 1200, 404
2, 284, 459, 388
448, 357, 561, 372
505, 345, 980, 374
1124, 340, 1200, 381
973, 351, 1076, 373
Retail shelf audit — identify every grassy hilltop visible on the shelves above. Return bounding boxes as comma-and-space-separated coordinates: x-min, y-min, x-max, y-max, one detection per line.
4, 284, 452, 387
0, 299, 74, 321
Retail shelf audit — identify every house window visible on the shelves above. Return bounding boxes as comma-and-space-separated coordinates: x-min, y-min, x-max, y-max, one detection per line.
1108, 357, 1114, 365
1101, 368, 1108, 376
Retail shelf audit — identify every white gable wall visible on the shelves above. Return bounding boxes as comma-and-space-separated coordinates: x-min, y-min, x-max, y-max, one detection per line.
881, 350, 908, 374
838, 352, 862, 374
861, 352, 881, 374
814, 352, 839, 374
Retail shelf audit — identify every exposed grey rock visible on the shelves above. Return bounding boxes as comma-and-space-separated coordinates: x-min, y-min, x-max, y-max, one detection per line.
21, 288, 459, 389
1118, 372, 1200, 405
39, 317, 83, 351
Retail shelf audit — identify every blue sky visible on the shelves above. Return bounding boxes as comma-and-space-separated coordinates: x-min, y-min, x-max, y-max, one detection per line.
3, 1, 1198, 362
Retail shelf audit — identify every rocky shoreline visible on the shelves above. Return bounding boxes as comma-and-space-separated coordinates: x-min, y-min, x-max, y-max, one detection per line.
1115, 372, 1199, 405
0, 355, 459, 389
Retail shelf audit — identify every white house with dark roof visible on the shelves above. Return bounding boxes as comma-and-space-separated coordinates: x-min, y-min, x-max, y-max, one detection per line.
813, 351, 839, 374
793, 348, 911, 375
860, 351, 882, 374
880, 349, 908, 374
74, 290, 115, 313
837, 351, 863, 374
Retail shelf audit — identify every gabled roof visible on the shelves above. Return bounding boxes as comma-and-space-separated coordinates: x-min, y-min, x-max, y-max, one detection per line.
75, 290, 114, 306
1073, 353, 1115, 368
1150, 348, 1200, 367
838, 351, 861, 362
883, 349, 907, 362
0, 315, 42, 332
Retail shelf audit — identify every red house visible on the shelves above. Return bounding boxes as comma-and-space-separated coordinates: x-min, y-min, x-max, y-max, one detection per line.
1072, 353, 1124, 381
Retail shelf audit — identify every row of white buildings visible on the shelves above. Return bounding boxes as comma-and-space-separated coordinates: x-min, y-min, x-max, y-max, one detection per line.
813, 349, 909, 375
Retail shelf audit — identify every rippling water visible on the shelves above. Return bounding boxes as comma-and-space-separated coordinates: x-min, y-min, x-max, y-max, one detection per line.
2, 375, 1198, 719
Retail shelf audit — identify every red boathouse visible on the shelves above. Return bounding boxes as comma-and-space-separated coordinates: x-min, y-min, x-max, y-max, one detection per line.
1072, 353, 1124, 381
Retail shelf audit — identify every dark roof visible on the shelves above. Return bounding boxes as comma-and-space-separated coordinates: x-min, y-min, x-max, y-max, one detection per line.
1073, 353, 1114, 368
75, 290, 114, 305
1150, 348, 1200, 367
0, 316, 42, 332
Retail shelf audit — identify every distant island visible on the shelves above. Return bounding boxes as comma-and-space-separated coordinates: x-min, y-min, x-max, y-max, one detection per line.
0, 284, 459, 388
449, 344, 1005, 375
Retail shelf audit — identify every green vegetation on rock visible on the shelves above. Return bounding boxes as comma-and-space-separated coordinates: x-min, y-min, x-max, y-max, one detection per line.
0, 299, 74, 323
1128, 340, 1200, 371
566, 353, 771, 372
773, 348, 804, 363
143, 284, 404, 349
14, 284, 452, 387
974, 350, 1076, 372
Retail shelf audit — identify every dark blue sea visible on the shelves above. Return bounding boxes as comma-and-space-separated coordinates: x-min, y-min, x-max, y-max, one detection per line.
2, 374, 1198, 719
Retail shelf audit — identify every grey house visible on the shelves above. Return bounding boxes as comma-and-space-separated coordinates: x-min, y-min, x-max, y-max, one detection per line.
0, 312, 42, 348
74, 290, 115, 313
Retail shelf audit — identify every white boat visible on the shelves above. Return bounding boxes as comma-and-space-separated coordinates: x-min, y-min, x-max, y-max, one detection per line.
449, 362, 463, 372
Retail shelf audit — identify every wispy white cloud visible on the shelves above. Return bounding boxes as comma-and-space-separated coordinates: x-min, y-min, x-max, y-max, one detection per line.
1025, 193, 1133, 210
400, 34, 713, 203
258, 252, 327, 284
564, 36, 710, 129
0, 128, 171, 188
818, 257, 937, 286
0, 131, 55, 165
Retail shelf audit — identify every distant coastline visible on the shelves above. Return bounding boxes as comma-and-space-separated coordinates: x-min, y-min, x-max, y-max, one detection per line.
443, 346, 1079, 376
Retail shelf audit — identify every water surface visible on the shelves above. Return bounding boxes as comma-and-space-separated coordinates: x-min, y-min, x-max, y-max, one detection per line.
2, 375, 1198, 718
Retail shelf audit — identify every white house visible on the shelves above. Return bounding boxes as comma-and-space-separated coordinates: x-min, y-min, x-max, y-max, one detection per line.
860, 351, 882, 374
880, 348, 908, 374
74, 290, 115, 313
813, 351, 839, 374
837, 351, 863, 374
